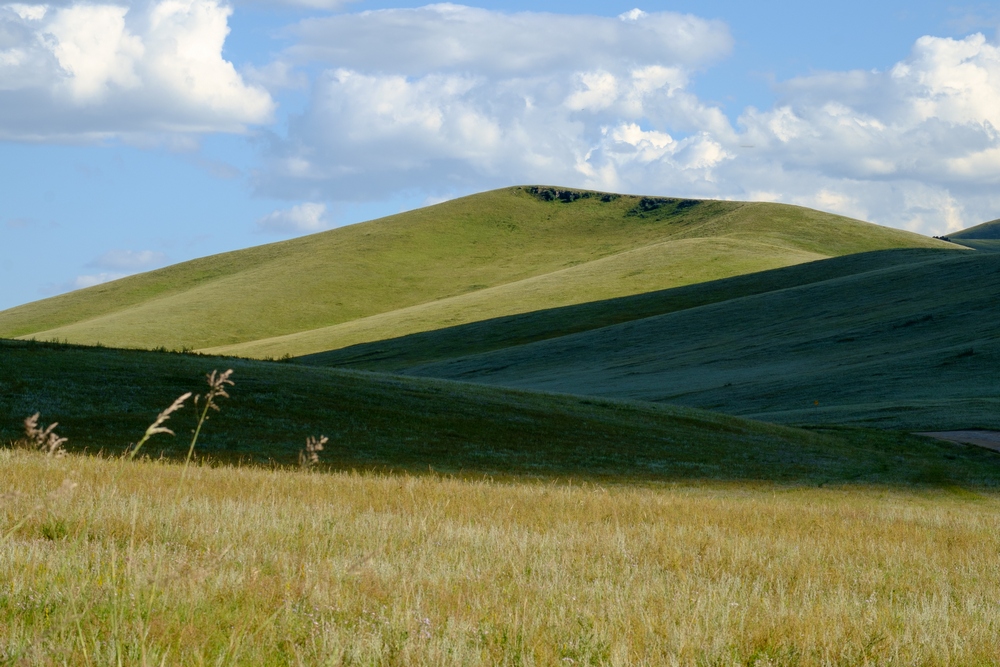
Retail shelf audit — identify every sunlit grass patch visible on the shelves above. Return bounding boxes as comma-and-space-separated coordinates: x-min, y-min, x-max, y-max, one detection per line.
3, 450, 1000, 665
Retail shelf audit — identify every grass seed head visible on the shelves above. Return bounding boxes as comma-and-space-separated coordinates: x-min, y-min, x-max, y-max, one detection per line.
201, 369, 234, 413
128, 392, 193, 459
299, 435, 327, 469
21, 413, 67, 457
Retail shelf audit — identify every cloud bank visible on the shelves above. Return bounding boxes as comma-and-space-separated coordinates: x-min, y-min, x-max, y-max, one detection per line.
256, 5, 734, 202
5, 3, 1000, 234
0, 0, 273, 141
244, 5, 1000, 232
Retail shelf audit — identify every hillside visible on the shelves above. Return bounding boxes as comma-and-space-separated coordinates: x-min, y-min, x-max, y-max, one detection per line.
3, 338, 999, 484
0, 187, 951, 354
295, 248, 955, 372
399, 251, 1000, 430
949, 218, 1000, 239
944, 218, 1000, 252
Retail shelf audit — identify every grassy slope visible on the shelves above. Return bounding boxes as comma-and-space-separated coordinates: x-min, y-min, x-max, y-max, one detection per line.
0, 187, 949, 353
295, 248, 956, 372
402, 251, 1000, 430
204, 237, 826, 359
949, 218, 1000, 239
3, 339, 998, 485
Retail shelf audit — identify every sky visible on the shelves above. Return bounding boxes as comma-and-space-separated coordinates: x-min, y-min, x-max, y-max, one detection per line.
2, 1, 1000, 309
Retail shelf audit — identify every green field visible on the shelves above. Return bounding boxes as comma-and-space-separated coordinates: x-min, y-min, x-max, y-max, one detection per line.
0, 187, 950, 356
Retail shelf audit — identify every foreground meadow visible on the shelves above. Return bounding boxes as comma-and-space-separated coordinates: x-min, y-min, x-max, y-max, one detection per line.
3, 449, 1000, 665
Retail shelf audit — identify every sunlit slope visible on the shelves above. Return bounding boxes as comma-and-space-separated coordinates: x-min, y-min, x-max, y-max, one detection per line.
295, 248, 958, 371
203, 237, 826, 359
4, 339, 999, 484
403, 252, 1000, 430
204, 203, 953, 359
0, 187, 950, 352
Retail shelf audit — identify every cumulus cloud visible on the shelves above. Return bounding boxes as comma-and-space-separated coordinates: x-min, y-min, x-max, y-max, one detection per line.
255, 202, 329, 234
255, 5, 734, 201
721, 32, 1000, 231
9, 1, 1000, 235
0, 0, 274, 141
253, 7, 1000, 234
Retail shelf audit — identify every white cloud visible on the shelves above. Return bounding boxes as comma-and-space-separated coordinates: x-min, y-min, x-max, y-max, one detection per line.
285, 5, 732, 75
0, 0, 273, 140
255, 202, 329, 234
7, 3, 45, 20
618, 8, 646, 22
719, 32, 1000, 232
255, 6, 733, 201
255, 13, 1000, 235
88, 249, 168, 271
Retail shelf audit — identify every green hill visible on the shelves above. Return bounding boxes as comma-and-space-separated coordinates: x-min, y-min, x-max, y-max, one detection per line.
398, 251, 1000, 431
295, 248, 955, 372
949, 218, 1000, 239
3, 338, 999, 485
0, 187, 951, 355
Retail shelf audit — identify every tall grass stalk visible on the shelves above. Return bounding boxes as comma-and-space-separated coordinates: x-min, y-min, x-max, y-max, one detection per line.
182, 369, 232, 477
127, 393, 192, 460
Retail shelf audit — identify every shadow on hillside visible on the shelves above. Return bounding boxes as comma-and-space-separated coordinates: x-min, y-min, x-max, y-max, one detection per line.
4, 338, 1000, 489
296, 248, 959, 372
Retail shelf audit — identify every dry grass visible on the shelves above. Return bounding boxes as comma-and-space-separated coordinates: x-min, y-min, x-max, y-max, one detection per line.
18, 414, 67, 457
3, 449, 1000, 665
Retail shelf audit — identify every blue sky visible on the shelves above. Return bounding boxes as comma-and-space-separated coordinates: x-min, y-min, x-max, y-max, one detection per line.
2, 0, 1000, 309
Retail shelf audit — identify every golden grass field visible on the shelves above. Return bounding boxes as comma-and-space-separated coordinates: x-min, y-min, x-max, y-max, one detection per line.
4, 448, 1000, 666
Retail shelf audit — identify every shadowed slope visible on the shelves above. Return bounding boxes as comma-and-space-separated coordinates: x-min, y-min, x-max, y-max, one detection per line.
0, 187, 950, 353
949, 218, 1000, 239
3, 339, 1000, 485
293, 248, 957, 372
402, 252, 1000, 430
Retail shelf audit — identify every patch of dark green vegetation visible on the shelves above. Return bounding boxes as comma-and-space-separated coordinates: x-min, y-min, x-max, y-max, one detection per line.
521, 186, 620, 203
4, 338, 1000, 487
626, 197, 702, 218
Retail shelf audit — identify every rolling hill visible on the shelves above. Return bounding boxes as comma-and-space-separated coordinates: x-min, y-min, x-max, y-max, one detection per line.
946, 218, 1000, 252
949, 218, 1000, 239
396, 250, 1000, 430
0, 186, 952, 355
295, 248, 955, 372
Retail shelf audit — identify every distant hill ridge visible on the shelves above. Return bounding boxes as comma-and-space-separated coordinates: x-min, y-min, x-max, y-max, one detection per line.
948, 218, 1000, 239
0, 186, 953, 355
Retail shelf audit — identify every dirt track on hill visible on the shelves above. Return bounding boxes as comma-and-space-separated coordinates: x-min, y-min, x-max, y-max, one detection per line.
918, 431, 1000, 453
